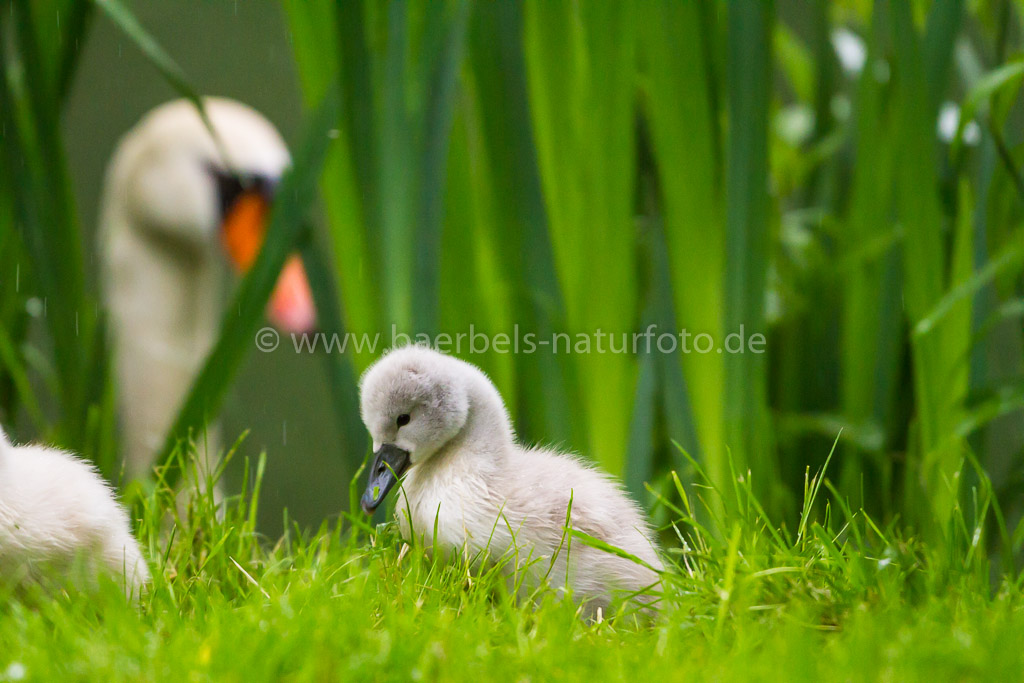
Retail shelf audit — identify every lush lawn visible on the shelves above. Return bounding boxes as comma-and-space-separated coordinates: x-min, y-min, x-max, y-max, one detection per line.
3, 450, 1021, 683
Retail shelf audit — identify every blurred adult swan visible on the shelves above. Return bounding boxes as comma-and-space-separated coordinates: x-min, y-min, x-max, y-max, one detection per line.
359, 346, 663, 616
100, 98, 315, 480
0, 426, 149, 595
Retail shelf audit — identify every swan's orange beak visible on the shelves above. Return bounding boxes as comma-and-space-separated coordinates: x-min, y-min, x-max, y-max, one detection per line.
221, 192, 316, 334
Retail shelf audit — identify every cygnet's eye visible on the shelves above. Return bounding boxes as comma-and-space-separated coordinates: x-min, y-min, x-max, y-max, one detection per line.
396, 413, 411, 428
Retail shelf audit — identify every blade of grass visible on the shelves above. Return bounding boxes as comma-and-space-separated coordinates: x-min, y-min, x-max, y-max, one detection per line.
914, 236, 1024, 338
922, 0, 964, 110
962, 81, 1024, 501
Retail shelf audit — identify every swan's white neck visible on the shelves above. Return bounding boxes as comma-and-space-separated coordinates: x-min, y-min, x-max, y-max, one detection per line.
102, 202, 223, 477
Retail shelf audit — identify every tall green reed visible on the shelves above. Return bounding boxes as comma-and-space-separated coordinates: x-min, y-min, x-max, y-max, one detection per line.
3, 0, 1024, 567
281, 0, 1024, 550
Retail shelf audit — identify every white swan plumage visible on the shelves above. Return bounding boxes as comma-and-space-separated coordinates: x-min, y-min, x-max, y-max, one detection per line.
359, 345, 663, 614
100, 98, 313, 479
0, 427, 149, 594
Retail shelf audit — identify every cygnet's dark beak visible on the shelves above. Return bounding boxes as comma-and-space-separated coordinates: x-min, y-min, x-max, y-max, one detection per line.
360, 443, 411, 515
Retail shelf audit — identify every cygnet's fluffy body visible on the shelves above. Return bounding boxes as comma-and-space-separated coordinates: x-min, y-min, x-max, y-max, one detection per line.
359, 346, 662, 612
0, 428, 149, 595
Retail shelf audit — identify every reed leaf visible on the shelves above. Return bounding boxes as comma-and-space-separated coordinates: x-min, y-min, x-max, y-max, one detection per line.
839, 4, 902, 505
723, 0, 777, 503
523, 0, 638, 473
2, 2, 90, 445
641, 0, 725, 490
93, 0, 202, 111
299, 231, 367, 461
281, 0, 380, 370
410, 0, 470, 335
156, 89, 341, 485
462, 0, 578, 448
889, 0, 968, 531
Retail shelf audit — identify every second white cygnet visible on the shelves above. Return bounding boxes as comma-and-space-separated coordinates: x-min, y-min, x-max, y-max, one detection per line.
0, 427, 149, 595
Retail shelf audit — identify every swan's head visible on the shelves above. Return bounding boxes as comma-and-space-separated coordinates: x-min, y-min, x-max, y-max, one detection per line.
358, 346, 482, 513
108, 97, 314, 332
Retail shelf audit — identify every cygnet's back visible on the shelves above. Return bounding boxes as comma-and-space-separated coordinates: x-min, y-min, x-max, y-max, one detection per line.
502, 446, 662, 607
0, 428, 149, 595
359, 345, 662, 614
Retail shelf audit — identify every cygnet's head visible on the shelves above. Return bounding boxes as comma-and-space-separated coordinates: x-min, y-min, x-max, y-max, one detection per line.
358, 345, 510, 514
106, 97, 314, 332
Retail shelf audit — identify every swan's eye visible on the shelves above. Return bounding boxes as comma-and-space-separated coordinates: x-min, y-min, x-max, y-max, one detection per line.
396, 414, 411, 428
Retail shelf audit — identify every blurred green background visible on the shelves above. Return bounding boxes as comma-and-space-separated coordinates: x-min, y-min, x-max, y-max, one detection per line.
4, 0, 1024, 554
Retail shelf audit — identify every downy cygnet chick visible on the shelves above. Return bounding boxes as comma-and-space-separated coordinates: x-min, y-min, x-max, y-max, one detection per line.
359, 346, 662, 613
0, 427, 149, 595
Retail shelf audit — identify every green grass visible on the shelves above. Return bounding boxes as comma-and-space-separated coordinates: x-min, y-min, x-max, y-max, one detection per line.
6, 1, 1024, 677
3, 443, 1024, 682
